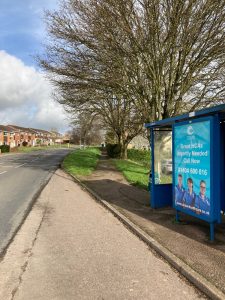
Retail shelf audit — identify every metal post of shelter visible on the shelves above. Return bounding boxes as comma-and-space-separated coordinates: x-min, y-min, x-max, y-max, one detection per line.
175, 210, 180, 223
210, 223, 215, 241
150, 128, 155, 208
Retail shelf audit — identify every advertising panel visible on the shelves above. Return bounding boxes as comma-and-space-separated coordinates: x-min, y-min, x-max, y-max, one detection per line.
174, 120, 211, 219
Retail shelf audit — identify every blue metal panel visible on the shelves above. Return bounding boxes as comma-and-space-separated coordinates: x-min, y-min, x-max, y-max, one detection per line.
220, 122, 225, 212
150, 128, 155, 207
172, 125, 176, 209
152, 184, 173, 208
212, 114, 221, 223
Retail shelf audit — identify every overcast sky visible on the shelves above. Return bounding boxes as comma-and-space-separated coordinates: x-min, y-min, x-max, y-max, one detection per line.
0, 0, 69, 132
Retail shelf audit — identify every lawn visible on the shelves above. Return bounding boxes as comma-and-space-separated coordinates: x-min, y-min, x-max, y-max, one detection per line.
63, 147, 101, 176
113, 159, 149, 190
127, 148, 150, 167
17, 144, 70, 153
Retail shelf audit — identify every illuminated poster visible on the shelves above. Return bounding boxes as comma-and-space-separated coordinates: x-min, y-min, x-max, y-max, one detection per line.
174, 120, 211, 217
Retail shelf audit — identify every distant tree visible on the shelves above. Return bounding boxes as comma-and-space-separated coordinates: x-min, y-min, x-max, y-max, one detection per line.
105, 130, 117, 145
70, 112, 104, 145
69, 129, 80, 145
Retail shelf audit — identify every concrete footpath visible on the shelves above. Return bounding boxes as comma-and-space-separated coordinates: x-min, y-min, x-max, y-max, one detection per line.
81, 153, 225, 299
0, 169, 205, 299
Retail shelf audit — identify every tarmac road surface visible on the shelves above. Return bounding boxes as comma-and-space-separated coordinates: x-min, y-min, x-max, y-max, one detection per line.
0, 149, 71, 254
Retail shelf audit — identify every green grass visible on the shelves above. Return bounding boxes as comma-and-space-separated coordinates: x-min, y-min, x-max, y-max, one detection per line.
160, 174, 172, 184
113, 159, 149, 190
17, 144, 70, 153
127, 148, 150, 167
63, 147, 101, 176
113, 148, 172, 190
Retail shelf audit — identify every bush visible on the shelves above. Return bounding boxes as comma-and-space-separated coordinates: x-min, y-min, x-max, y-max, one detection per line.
0, 145, 10, 153
127, 148, 150, 167
106, 143, 121, 158
22, 141, 28, 147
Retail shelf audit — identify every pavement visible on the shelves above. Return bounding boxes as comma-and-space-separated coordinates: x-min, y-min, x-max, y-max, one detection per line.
0, 149, 71, 255
0, 169, 206, 300
81, 153, 225, 298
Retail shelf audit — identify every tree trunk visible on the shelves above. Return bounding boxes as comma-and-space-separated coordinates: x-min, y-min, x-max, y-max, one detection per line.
120, 140, 128, 159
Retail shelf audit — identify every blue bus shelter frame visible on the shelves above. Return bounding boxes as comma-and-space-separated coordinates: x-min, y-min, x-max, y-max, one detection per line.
145, 104, 225, 241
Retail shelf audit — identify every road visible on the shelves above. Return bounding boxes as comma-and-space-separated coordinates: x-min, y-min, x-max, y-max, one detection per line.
0, 149, 71, 254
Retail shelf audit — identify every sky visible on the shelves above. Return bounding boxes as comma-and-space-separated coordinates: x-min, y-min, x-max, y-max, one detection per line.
0, 0, 69, 133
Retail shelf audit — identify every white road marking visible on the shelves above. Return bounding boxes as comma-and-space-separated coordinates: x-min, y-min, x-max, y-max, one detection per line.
0, 171, 7, 175
15, 163, 27, 169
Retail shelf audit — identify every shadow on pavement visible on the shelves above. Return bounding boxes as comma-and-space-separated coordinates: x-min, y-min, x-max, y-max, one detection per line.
83, 179, 225, 246
81, 176, 225, 294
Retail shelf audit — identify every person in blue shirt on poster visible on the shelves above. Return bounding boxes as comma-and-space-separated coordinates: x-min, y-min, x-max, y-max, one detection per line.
175, 174, 185, 204
183, 177, 196, 207
195, 180, 210, 213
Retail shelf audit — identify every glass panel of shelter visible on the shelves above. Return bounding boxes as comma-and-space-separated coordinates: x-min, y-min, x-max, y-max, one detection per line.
153, 129, 172, 184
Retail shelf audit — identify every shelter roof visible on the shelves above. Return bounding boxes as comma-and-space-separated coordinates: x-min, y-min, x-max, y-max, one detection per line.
145, 104, 225, 129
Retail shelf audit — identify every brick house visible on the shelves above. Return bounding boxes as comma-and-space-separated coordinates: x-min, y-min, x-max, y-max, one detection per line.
129, 135, 150, 150
0, 125, 18, 147
0, 124, 62, 148
29, 128, 52, 145
50, 130, 63, 144
8, 125, 36, 146
0, 125, 9, 146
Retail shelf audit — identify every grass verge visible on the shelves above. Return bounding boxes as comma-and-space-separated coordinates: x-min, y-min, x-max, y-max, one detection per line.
63, 147, 101, 176
17, 144, 70, 153
113, 159, 149, 190
127, 148, 150, 167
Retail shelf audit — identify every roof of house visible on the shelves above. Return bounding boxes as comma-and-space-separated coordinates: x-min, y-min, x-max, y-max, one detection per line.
8, 125, 34, 133
0, 124, 61, 136
8, 125, 52, 135
0, 125, 15, 132
29, 128, 51, 135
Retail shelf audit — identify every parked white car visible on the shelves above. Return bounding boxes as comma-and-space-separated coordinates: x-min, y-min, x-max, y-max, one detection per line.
161, 159, 172, 174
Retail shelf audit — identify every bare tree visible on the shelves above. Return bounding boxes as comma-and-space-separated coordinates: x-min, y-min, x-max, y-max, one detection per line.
81, 0, 225, 120
40, 0, 225, 158
70, 112, 104, 145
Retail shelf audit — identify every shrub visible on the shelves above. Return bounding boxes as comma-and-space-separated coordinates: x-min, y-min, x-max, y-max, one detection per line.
36, 139, 41, 145
106, 143, 121, 158
22, 141, 28, 147
127, 148, 150, 167
0, 145, 10, 153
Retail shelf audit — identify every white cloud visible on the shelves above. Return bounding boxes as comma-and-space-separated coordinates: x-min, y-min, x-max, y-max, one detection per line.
0, 50, 69, 132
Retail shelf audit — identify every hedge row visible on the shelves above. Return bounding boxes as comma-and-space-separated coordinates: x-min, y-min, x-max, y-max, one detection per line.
0, 145, 10, 153
106, 144, 121, 158
106, 144, 150, 167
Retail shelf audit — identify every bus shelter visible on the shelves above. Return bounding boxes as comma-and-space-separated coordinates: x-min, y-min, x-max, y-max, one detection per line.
145, 104, 225, 241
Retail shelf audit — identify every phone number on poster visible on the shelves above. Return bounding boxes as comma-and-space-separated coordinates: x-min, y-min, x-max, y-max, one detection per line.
177, 167, 208, 176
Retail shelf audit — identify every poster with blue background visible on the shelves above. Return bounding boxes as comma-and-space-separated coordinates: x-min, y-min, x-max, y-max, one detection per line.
174, 120, 211, 218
